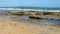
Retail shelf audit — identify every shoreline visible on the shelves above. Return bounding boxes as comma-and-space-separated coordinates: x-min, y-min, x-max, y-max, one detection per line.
0, 14, 60, 34
0, 10, 60, 34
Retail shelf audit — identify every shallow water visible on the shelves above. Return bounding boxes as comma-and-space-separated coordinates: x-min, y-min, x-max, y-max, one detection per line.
15, 15, 60, 25
0, 9, 60, 26
0, 10, 10, 12
0, 14, 60, 27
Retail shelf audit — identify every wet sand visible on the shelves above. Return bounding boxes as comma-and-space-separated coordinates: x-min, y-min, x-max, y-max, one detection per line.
0, 15, 60, 34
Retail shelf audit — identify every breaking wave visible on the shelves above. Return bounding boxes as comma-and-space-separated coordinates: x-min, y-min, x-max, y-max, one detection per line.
0, 8, 60, 12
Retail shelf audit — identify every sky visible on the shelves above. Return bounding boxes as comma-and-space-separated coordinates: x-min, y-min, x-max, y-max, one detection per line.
0, 0, 60, 7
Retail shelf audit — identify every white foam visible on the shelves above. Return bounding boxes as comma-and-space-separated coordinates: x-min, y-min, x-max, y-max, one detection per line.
0, 8, 60, 12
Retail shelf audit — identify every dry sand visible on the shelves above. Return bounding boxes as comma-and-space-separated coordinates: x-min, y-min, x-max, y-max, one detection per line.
0, 16, 60, 34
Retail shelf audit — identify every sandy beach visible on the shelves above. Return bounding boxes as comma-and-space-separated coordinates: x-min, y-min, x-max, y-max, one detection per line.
0, 14, 60, 34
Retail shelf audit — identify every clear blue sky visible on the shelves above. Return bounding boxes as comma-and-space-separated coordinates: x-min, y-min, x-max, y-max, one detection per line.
0, 0, 60, 7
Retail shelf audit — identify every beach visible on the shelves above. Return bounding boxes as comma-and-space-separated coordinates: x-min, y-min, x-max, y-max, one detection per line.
0, 9, 60, 34
0, 13, 60, 34
0, 0, 60, 34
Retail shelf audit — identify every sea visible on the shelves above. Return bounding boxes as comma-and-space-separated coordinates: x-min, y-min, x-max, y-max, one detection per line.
0, 7, 60, 26
0, 7, 60, 12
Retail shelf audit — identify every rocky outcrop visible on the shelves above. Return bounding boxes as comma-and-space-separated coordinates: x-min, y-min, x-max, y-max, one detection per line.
10, 10, 60, 16
10, 10, 60, 20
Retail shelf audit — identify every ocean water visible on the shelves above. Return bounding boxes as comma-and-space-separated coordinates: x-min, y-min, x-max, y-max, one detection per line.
0, 7, 60, 12
17, 7, 60, 10
1, 6, 60, 10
